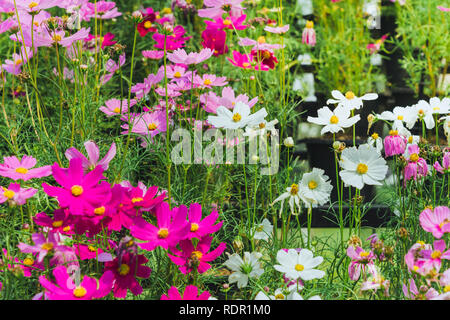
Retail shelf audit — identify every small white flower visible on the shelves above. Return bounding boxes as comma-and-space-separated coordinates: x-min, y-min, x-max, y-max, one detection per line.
367, 132, 383, 153
326, 90, 378, 111
244, 119, 279, 138
252, 218, 273, 241
377, 106, 411, 131
307, 105, 360, 135
339, 144, 388, 190
406, 101, 435, 130
283, 137, 294, 147
272, 183, 302, 217
428, 97, 450, 115
207, 102, 267, 130
254, 288, 310, 300
298, 168, 333, 208
274, 248, 325, 281
224, 252, 264, 288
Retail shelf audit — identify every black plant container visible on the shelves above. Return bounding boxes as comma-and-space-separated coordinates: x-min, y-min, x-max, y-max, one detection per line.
298, 138, 376, 204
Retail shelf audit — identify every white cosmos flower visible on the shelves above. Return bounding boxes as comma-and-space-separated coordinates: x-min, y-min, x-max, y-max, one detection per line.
254, 289, 309, 300
405, 101, 435, 130
272, 183, 302, 217
339, 144, 388, 190
307, 105, 360, 135
207, 101, 268, 130
274, 248, 325, 281
326, 90, 378, 111
428, 97, 450, 115
224, 252, 264, 288
377, 106, 412, 130
252, 218, 273, 241
243, 119, 279, 138
298, 168, 333, 208
367, 132, 383, 153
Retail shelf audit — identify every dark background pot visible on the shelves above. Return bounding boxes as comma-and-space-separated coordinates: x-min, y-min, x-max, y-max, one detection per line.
298, 138, 376, 204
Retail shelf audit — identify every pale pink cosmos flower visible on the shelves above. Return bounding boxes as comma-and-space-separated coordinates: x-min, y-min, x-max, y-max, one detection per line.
264, 24, 290, 34
200, 86, 258, 113
238, 37, 284, 51
403, 144, 428, 182
1, 46, 34, 75
167, 48, 214, 65
131, 67, 164, 99
0, 155, 51, 181
194, 74, 228, 89
434, 152, 450, 174
347, 246, 375, 281
18, 232, 62, 263
421, 240, 450, 272
142, 50, 165, 60
65, 140, 117, 172
437, 6, 449, 11
12, 27, 90, 48
16, 0, 61, 13
101, 53, 126, 85
83, 1, 122, 20
99, 98, 137, 117
197, 0, 245, 19
0, 183, 37, 206
302, 21, 316, 47
121, 111, 167, 139
402, 279, 439, 300
419, 206, 450, 239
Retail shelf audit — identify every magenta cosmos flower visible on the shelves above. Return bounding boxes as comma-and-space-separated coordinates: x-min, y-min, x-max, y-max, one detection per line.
39, 265, 114, 300
0, 155, 51, 181
130, 202, 190, 251
153, 25, 191, 51
347, 246, 375, 281
227, 51, 255, 70
420, 206, 450, 239
42, 158, 111, 216
65, 140, 117, 173
186, 203, 223, 239
201, 28, 228, 57
168, 236, 226, 274
99, 98, 137, 117
34, 209, 73, 234
104, 252, 151, 298
0, 183, 37, 206
383, 129, 407, 157
198, 0, 245, 19
434, 152, 450, 174
167, 48, 214, 65
161, 285, 211, 300
403, 144, 428, 182
85, 32, 117, 50
421, 240, 450, 271
119, 183, 166, 214
204, 14, 247, 31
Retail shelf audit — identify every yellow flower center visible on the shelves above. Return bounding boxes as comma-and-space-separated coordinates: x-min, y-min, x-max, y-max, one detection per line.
52, 220, 63, 228
71, 185, 83, 197
41, 242, 54, 251
73, 286, 87, 298
308, 180, 318, 190
439, 219, 449, 229
397, 115, 404, 120
356, 163, 368, 175
410, 153, 419, 162
431, 250, 442, 259
28, 2, 38, 9
191, 250, 203, 260
162, 8, 172, 14
88, 245, 97, 252
345, 91, 355, 100
259, 122, 266, 129
148, 123, 157, 131
371, 133, 379, 140
190, 223, 199, 232
295, 264, 304, 271
257, 36, 266, 44
413, 265, 419, 272
113, 107, 121, 113
52, 34, 62, 43
126, 240, 134, 247
232, 113, 242, 122
174, 71, 182, 78
94, 206, 105, 215
256, 225, 264, 232
306, 20, 314, 28
275, 293, 285, 300
242, 62, 250, 68
131, 197, 143, 203
330, 115, 339, 124
15, 167, 28, 174
290, 183, 299, 195
418, 109, 425, 115
63, 226, 71, 232
389, 130, 398, 136
118, 264, 130, 276
359, 251, 370, 258
444, 285, 450, 293
203, 79, 212, 86
15, 59, 23, 66
262, 51, 271, 60
157, 228, 169, 239
3, 190, 15, 199
144, 21, 152, 29
23, 258, 34, 266
223, 19, 232, 26
408, 136, 413, 143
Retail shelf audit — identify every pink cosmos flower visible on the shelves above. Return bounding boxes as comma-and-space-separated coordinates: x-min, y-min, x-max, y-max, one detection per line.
65, 140, 117, 173
1, 46, 34, 75
121, 111, 168, 139
161, 285, 211, 300
104, 252, 151, 298
153, 26, 191, 51
347, 246, 375, 281
238, 37, 284, 51
227, 51, 255, 70
264, 24, 290, 34
142, 50, 165, 60
432, 269, 450, 300
34, 209, 73, 234
0, 155, 51, 181
198, 0, 245, 19
16, 0, 60, 13
18, 232, 62, 263
201, 27, 228, 56
434, 152, 450, 174
404, 241, 431, 275
83, 1, 122, 20
130, 202, 190, 251
402, 278, 439, 300
42, 158, 111, 216
367, 34, 388, 54
119, 183, 166, 214
1, 249, 44, 278
0, 183, 37, 206
251, 48, 278, 70
85, 32, 116, 50
383, 130, 407, 157
168, 236, 226, 274
186, 203, 223, 239
419, 206, 450, 239
39, 265, 114, 300
360, 265, 390, 296
99, 98, 137, 117
204, 15, 247, 31
302, 21, 316, 47
194, 74, 228, 89
131, 67, 164, 99
73, 243, 105, 261
437, 6, 449, 12
167, 48, 214, 65
421, 240, 450, 271
137, 7, 163, 37
14, 27, 90, 48
403, 144, 428, 182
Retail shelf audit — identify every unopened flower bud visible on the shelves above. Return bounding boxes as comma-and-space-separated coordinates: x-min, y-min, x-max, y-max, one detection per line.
284, 137, 294, 148
232, 237, 244, 252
